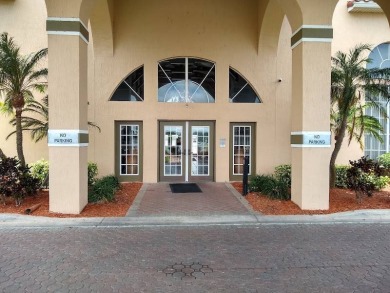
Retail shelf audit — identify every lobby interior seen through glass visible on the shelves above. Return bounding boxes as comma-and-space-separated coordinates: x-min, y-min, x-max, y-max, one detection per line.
158, 58, 215, 103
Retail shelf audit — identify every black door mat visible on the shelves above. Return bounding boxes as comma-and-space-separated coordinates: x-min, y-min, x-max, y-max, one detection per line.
170, 183, 202, 193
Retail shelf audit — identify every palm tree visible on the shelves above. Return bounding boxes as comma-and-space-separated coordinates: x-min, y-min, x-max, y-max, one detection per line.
331, 101, 386, 150
330, 44, 390, 187
5, 95, 101, 143
6, 95, 48, 143
0, 32, 47, 167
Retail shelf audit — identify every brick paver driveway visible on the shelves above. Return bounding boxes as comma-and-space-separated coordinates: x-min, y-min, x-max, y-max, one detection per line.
1, 223, 389, 292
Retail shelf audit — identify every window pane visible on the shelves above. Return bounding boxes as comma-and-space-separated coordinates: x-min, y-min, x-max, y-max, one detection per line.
158, 58, 185, 102
229, 68, 261, 103
158, 58, 215, 103
233, 125, 251, 175
188, 58, 215, 103
365, 43, 390, 159
164, 125, 182, 176
191, 126, 210, 176
111, 67, 144, 101
120, 124, 139, 175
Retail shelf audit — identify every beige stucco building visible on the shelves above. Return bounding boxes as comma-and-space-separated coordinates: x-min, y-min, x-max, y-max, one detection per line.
1, 0, 390, 214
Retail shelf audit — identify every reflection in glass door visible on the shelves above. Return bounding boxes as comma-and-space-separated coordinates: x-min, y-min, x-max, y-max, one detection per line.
159, 121, 214, 182
191, 126, 209, 176
164, 126, 183, 176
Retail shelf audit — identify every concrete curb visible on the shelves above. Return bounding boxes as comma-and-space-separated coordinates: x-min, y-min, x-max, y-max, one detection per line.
1, 209, 390, 228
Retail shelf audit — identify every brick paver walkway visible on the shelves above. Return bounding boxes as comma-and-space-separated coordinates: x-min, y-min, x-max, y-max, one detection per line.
0, 224, 389, 292
127, 182, 253, 216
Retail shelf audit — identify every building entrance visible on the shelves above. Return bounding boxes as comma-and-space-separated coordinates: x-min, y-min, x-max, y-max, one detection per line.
159, 121, 214, 182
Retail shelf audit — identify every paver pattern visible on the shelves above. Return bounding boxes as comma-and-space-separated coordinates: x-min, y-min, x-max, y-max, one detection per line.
1, 224, 389, 292
129, 182, 251, 216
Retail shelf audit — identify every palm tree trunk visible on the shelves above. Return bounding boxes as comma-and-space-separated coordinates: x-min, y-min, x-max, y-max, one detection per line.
0, 148, 6, 160
15, 109, 26, 167
329, 116, 348, 188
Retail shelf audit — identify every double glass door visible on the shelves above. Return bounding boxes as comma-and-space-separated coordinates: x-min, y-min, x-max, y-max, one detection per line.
159, 121, 214, 182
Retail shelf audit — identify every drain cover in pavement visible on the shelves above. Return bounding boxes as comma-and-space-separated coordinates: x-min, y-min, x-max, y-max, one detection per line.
162, 262, 213, 280
169, 183, 202, 193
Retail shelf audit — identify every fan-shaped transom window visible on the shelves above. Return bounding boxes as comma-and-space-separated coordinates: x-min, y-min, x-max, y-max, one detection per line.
158, 58, 215, 103
229, 68, 261, 103
110, 66, 144, 101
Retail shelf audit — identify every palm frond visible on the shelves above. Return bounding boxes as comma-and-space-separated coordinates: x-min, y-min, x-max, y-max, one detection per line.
331, 43, 390, 151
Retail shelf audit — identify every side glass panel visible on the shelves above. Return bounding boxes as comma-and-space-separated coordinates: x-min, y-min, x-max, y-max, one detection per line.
120, 125, 139, 175
111, 66, 144, 101
233, 126, 251, 175
191, 126, 210, 176
229, 68, 261, 103
164, 126, 183, 176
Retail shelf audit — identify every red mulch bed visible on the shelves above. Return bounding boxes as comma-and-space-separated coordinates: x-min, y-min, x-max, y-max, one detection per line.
2, 182, 390, 217
231, 182, 390, 215
0, 182, 142, 218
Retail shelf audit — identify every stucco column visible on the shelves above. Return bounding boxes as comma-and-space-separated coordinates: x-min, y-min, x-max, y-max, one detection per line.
290, 26, 333, 210
46, 3, 91, 213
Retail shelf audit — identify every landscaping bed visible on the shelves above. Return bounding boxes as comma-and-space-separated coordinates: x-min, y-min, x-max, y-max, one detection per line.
0, 182, 142, 218
231, 182, 390, 215
1, 181, 390, 217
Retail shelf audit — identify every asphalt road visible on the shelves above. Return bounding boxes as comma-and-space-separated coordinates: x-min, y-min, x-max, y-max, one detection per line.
0, 223, 389, 292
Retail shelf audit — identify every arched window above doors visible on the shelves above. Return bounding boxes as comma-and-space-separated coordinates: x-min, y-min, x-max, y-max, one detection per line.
110, 66, 144, 101
367, 43, 390, 70
158, 57, 215, 103
229, 67, 261, 103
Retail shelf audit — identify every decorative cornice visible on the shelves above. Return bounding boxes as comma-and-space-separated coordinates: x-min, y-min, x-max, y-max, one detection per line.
347, 0, 383, 13
291, 25, 333, 49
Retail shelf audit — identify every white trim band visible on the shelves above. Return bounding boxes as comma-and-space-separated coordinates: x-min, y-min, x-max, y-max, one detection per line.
48, 143, 88, 147
291, 131, 331, 135
47, 31, 89, 44
291, 144, 331, 148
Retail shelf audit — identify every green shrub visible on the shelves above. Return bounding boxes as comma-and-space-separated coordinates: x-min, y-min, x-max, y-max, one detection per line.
88, 162, 98, 186
372, 175, 390, 190
274, 164, 291, 187
347, 156, 388, 203
249, 174, 270, 193
29, 160, 99, 189
88, 175, 120, 203
378, 153, 390, 168
349, 156, 384, 176
335, 165, 349, 189
0, 157, 40, 206
378, 153, 390, 174
30, 159, 49, 187
249, 174, 290, 200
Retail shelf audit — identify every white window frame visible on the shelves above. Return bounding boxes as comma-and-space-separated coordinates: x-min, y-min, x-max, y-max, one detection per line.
232, 125, 252, 175
119, 124, 139, 176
